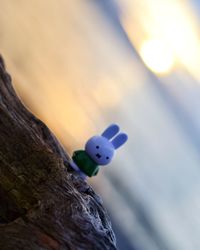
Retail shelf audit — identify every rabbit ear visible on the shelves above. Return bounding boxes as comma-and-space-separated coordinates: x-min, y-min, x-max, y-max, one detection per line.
101, 124, 120, 139
111, 133, 128, 149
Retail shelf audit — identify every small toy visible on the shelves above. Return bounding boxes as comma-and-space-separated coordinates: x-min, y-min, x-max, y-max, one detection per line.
69, 124, 128, 179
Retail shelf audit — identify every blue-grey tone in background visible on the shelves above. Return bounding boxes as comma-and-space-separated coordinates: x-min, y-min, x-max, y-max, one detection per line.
1, 0, 200, 249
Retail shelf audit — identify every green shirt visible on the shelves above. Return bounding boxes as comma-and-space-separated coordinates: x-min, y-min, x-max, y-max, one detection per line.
72, 150, 99, 177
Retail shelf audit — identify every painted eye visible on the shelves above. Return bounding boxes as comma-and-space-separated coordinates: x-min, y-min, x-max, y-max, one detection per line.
106, 156, 109, 159
96, 146, 99, 149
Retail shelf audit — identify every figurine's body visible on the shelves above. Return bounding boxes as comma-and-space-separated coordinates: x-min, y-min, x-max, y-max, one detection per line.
69, 124, 128, 179
72, 150, 99, 177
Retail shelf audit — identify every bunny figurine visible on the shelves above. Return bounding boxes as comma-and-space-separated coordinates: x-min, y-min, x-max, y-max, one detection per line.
69, 124, 128, 179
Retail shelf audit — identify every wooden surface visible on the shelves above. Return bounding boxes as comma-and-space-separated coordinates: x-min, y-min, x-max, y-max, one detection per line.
0, 56, 116, 250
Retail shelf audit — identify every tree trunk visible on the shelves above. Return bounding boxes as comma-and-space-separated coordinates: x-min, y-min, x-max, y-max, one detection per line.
0, 56, 117, 250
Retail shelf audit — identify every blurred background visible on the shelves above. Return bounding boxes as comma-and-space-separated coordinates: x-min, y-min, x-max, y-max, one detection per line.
1, 0, 200, 249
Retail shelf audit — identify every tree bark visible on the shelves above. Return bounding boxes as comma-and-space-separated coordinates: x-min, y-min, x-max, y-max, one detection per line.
0, 56, 117, 250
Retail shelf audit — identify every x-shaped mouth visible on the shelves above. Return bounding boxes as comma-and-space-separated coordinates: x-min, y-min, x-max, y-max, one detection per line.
96, 153, 101, 159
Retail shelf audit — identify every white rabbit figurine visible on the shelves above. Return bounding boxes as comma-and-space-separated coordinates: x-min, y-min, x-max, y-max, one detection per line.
69, 124, 128, 179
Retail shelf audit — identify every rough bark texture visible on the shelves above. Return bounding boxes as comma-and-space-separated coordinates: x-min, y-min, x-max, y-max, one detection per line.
0, 56, 117, 250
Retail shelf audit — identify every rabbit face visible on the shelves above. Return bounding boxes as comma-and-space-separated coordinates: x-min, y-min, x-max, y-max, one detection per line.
85, 124, 128, 166
85, 136, 114, 165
